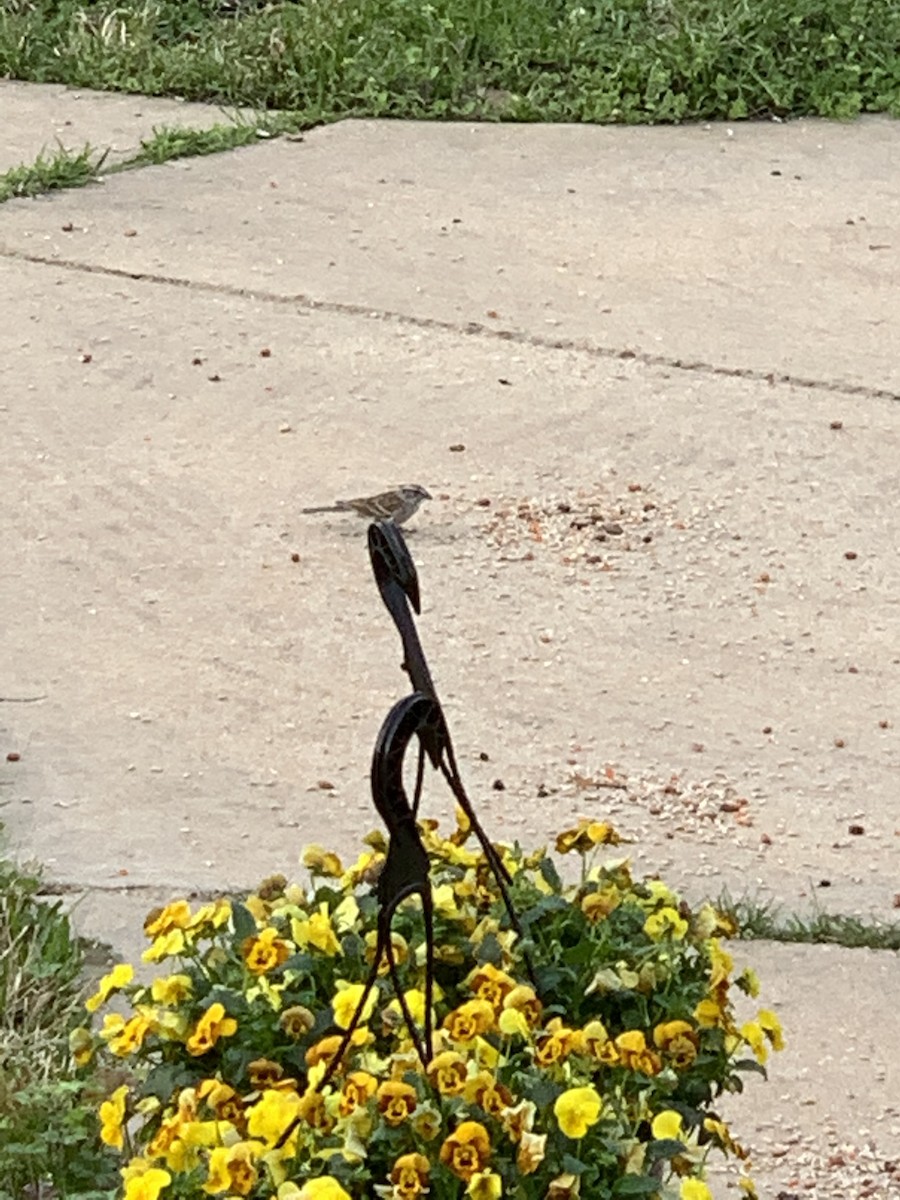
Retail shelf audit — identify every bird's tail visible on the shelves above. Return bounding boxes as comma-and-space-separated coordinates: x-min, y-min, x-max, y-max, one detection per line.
301, 504, 342, 514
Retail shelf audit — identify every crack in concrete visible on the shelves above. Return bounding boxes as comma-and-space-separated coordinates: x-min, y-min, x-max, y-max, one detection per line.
38, 881, 237, 899
5, 246, 899, 403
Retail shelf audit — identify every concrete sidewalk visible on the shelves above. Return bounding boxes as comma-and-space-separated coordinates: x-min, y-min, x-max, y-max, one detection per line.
1, 83, 898, 1197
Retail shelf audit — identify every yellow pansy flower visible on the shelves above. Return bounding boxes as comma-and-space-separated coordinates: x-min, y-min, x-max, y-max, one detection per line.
581, 885, 622, 922
69, 1025, 94, 1067
467, 962, 516, 1011
651, 1110, 683, 1141
242, 926, 292, 975
498, 1007, 530, 1039
694, 996, 728, 1030
463, 1071, 514, 1119
708, 939, 733, 988
502, 984, 543, 1028
468, 1170, 503, 1199
644, 906, 689, 941
653, 1019, 699, 1068
199, 1080, 244, 1124
338, 1070, 378, 1118
517, 1130, 547, 1174
186, 1002, 237, 1056
411, 1105, 443, 1142
99, 1085, 128, 1149
304, 1026, 368, 1071
500, 1098, 536, 1143
614, 1030, 662, 1075
376, 1080, 418, 1126
202, 1142, 261, 1196
580, 1017, 609, 1056
144, 901, 192, 938
535, 1018, 578, 1067
332, 894, 360, 933
292, 905, 342, 956
86, 962, 133, 1013
247, 1088, 302, 1148
279, 1005, 315, 1039
123, 1167, 172, 1200
737, 967, 761, 998
554, 1086, 604, 1139
740, 1020, 768, 1064
555, 820, 622, 854
302, 844, 344, 877
188, 898, 232, 933
758, 1009, 785, 1051
106, 1012, 154, 1058
142, 929, 186, 963
427, 1050, 468, 1096
389, 1152, 430, 1198
332, 981, 377, 1030
680, 1181, 714, 1200
443, 999, 495, 1042
151, 974, 193, 1006
294, 1179, 352, 1200
440, 1121, 492, 1182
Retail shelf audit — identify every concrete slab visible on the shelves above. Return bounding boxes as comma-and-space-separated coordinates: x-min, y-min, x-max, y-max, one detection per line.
1, 117, 898, 393
1, 99, 899, 1198
0, 79, 248, 173
712, 941, 900, 1198
1, 249, 897, 926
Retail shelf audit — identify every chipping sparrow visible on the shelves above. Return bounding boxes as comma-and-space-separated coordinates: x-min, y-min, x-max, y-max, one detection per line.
302, 483, 432, 526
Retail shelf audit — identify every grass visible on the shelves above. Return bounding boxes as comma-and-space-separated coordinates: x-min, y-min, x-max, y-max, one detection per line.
0, 852, 118, 1200
0, 0, 898, 125
0, 141, 108, 203
2, 1, 896, 205
0, 110, 311, 205
718, 891, 900, 952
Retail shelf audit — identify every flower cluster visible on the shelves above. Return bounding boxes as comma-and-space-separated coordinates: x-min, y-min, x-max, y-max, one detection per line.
78, 817, 782, 1200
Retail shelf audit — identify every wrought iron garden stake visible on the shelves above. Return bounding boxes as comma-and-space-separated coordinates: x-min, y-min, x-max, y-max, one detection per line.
367, 521, 528, 939
276, 521, 532, 1149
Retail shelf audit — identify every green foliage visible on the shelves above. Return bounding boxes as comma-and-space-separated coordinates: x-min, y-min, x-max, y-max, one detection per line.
718, 891, 900, 951
0, 141, 107, 202
0, 0, 897, 122
79, 820, 781, 1197
0, 858, 118, 1199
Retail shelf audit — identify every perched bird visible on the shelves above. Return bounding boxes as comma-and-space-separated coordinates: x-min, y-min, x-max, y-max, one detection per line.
302, 484, 432, 527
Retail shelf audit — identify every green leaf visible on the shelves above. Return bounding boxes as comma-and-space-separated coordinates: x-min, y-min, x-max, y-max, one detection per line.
647, 1137, 687, 1160
539, 856, 563, 892
613, 1174, 663, 1195
230, 901, 257, 941
142, 1061, 198, 1103
733, 1057, 768, 1078
562, 1153, 590, 1175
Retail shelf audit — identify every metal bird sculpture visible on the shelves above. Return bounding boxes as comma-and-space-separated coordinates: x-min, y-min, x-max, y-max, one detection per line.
367, 520, 526, 941
276, 521, 530, 1149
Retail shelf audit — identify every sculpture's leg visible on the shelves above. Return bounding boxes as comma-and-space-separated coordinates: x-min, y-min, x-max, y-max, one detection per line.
439, 749, 537, 988
422, 884, 434, 1062
382, 897, 431, 1069
274, 952, 382, 1149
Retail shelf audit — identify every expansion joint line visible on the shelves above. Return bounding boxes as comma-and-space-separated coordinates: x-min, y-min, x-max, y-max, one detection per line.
4, 246, 898, 403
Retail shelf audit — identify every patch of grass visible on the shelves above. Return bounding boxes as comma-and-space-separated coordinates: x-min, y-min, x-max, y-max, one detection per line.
0, 0, 898, 124
129, 109, 308, 165
0, 140, 108, 202
718, 890, 900, 951
0, 855, 118, 1200
0, 111, 313, 205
